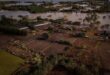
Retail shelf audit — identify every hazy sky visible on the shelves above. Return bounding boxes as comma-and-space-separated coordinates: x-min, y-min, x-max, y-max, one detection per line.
0, 0, 82, 2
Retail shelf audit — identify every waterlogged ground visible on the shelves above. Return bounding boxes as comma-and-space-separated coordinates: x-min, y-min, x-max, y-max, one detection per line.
0, 11, 110, 25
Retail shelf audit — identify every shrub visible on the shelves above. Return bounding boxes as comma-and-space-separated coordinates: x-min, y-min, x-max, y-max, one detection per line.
73, 32, 85, 37
72, 21, 80, 25
58, 40, 72, 46
36, 16, 43, 21
0, 26, 27, 36
15, 54, 100, 75
47, 27, 53, 33
37, 33, 49, 40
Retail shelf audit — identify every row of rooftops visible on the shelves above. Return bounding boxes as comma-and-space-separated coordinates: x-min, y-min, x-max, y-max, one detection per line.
18, 22, 50, 30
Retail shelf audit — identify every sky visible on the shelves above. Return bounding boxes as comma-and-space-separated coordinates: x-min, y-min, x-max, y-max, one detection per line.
0, 0, 82, 2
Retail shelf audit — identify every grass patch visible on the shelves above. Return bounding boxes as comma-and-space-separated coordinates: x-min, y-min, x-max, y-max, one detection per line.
0, 50, 24, 75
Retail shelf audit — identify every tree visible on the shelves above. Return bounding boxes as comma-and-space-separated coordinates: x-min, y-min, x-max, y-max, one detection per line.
19, 16, 29, 26
84, 0, 110, 12
84, 12, 99, 28
0, 15, 18, 26
37, 33, 49, 40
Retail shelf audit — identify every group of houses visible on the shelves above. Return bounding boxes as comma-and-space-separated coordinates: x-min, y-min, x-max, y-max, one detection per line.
18, 22, 51, 31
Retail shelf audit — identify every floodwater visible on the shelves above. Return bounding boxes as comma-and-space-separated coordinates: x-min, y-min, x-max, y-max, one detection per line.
6, 3, 32, 6
0, 10, 110, 25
